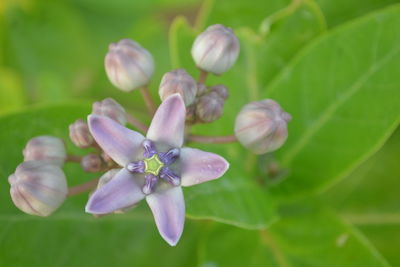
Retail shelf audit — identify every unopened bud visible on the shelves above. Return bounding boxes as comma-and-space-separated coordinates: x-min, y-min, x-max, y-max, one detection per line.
69, 119, 94, 148
81, 154, 104, 172
234, 99, 291, 154
196, 92, 224, 123
8, 161, 68, 216
23, 136, 66, 166
105, 38, 154, 92
211, 85, 229, 99
92, 98, 127, 125
191, 24, 240, 75
196, 82, 208, 96
159, 69, 197, 106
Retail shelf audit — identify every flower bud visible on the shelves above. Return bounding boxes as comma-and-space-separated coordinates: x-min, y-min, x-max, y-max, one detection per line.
69, 119, 94, 148
191, 24, 240, 75
81, 154, 104, 173
159, 69, 197, 106
23, 136, 66, 166
234, 99, 291, 154
92, 98, 127, 125
196, 92, 224, 123
105, 38, 154, 92
8, 161, 68, 216
211, 84, 229, 99
196, 82, 208, 96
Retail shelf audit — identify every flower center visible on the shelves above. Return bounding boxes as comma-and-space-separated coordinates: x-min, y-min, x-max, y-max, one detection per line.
143, 154, 164, 176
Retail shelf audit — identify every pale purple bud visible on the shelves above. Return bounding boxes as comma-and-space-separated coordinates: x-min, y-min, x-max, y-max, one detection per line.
159, 69, 197, 106
196, 82, 208, 96
185, 103, 197, 124
196, 92, 224, 123
211, 84, 229, 99
92, 98, 127, 125
81, 154, 104, 173
23, 136, 66, 166
191, 24, 240, 75
234, 99, 291, 154
105, 38, 154, 92
69, 119, 94, 148
8, 161, 68, 216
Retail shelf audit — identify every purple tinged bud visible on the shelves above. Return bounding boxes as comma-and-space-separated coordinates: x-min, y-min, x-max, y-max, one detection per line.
159, 69, 197, 106
142, 139, 157, 158
105, 38, 154, 92
195, 92, 224, 123
142, 174, 158, 195
23, 136, 66, 166
196, 82, 208, 96
234, 99, 291, 154
160, 167, 181, 186
126, 161, 145, 173
159, 148, 180, 165
8, 161, 68, 216
69, 119, 94, 148
211, 84, 229, 99
92, 98, 127, 125
81, 154, 104, 173
191, 24, 240, 75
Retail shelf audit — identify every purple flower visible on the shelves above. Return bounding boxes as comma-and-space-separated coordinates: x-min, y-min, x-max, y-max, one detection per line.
85, 94, 229, 246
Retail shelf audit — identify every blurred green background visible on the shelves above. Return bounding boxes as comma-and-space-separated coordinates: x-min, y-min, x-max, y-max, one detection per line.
1, 0, 400, 266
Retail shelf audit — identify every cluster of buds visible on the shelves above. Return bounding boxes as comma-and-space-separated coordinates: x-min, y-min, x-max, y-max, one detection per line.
8, 22, 292, 247
9, 136, 68, 216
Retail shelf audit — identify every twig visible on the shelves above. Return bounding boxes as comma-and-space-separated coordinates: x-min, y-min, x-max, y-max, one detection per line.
198, 69, 209, 84
187, 134, 237, 144
140, 86, 157, 115
67, 178, 100, 196
66, 155, 82, 163
126, 114, 148, 133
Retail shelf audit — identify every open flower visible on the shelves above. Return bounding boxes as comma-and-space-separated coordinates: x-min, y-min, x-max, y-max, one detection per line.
85, 94, 229, 246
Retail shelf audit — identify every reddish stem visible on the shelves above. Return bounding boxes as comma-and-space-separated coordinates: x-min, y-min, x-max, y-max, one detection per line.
66, 155, 82, 163
67, 178, 100, 196
126, 114, 148, 133
187, 134, 237, 144
140, 86, 157, 115
198, 69, 209, 84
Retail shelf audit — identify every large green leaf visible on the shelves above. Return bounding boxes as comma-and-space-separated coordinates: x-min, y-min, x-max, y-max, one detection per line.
323, 128, 400, 266
199, 205, 389, 267
315, 0, 400, 27
266, 5, 400, 198
0, 213, 199, 267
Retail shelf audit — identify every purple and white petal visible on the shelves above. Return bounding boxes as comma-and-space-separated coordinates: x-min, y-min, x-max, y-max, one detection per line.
180, 148, 229, 187
146, 94, 186, 148
146, 186, 185, 246
86, 168, 145, 214
88, 115, 145, 166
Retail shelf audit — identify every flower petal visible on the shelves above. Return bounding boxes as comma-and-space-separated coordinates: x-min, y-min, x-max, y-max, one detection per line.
180, 147, 229, 187
146, 94, 186, 148
86, 168, 145, 214
146, 186, 185, 246
88, 115, 145, 166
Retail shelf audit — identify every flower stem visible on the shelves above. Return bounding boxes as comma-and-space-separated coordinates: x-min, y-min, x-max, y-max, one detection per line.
198, 69, 209, 84
187, 134, 237, 144
126, 114, 148, 133
66, 155, 82, 163
140, 86, 157, 115
67, 178, 99, 196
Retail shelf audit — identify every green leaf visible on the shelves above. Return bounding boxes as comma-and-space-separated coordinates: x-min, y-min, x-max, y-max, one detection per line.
200, 205, 389, 267
323, 127, 400, 266
0, 213, 199, 267
0, 68, 25, 115
315, 0, 400, 27
266, 5, 400, 198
